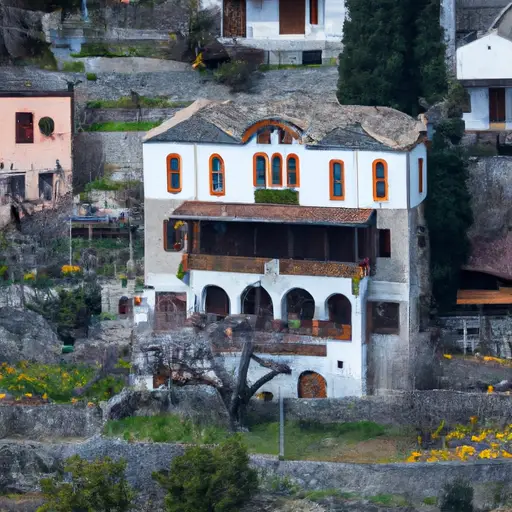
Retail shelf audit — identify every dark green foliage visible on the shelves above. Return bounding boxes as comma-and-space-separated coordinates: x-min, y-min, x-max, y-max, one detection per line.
439, 479, 474, 512
213, 61, 256, 93
62, 61, 85, 72
86, 73, 98, 81
153, 436, 258, 512
338, 0, 447, 115
38, 455, 136, 512
254, 189, 299, 205
426, 125, 473, 312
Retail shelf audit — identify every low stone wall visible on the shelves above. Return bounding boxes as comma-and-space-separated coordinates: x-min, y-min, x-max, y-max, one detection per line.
85, 107, 180, 125
2, 436, 512, 507
0, 404, 103, 440
251, 390, 512, 428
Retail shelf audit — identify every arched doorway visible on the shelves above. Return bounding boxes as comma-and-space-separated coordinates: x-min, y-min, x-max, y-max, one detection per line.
327, 294, 352, 326
204, 285, 230, 319
241, 285, 273, 329
283, 288, 315, 328
118, 296, 130, 316
298, 371, 327, 398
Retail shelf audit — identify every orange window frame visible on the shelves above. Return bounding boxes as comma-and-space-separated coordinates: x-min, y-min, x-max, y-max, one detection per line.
253, 153, 269, 187
271, 153, 283, 186
209, 154, 225, 196
286, 154, 300, 187
166, 153, 182, 193
418, 158, 424, 194
373, 159, 388, 201
329, 160, 345, 200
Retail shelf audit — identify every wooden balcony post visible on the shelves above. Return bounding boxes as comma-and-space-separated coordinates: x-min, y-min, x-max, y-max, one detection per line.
192, 221, 201, 254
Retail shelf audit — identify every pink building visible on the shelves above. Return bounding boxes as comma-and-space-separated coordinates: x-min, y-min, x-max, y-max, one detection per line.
0, 91, 73, 218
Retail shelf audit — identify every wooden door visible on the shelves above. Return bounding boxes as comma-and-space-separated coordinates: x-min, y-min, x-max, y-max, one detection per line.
280, 0, 305, 34
223, 0, 246, 37
489, 88, 506, 123
298, 372, 327, 398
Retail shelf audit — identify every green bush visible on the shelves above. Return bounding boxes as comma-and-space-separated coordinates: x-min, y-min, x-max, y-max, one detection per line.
86, 97, 192, 109
84, 121, 162, 132
86, 72, 98, 81
62, 61, 85, 72
38, 455, 136, 512
213, 60, 256, 93
440, 479, 474, 512
254, 189, 299, 205
153, 436, 258, 512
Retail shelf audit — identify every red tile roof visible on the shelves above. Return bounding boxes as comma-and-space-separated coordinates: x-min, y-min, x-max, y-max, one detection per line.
171, 202, 374, 226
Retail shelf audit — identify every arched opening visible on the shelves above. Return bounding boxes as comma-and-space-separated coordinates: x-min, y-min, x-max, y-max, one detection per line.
327, 294, 351, 325
204, 285, 230, 319
241, 285, 274, 329
298, 371, 327, 398
283, 288, 315, 329
118, 296, 131, 316
256, 391, 274, 402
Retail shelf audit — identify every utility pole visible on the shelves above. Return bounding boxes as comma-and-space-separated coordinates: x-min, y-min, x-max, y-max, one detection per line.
69, 218, 72, 266
279, 387, 285, 460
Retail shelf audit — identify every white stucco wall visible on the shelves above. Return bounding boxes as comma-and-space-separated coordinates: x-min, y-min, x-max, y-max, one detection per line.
457, 32, 512, 80
324, 0, 345, 38
463, 87, 512, 130
143, 139, 427, 210
246, 0, 279, 38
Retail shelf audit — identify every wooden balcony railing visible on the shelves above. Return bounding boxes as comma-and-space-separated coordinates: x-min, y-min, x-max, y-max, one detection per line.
187, 254, 362, 279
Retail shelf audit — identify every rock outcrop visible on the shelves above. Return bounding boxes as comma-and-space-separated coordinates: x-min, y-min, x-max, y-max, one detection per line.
0, 307, 61, 364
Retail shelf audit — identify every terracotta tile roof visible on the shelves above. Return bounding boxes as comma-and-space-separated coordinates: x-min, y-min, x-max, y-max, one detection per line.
171, 201, 375, 226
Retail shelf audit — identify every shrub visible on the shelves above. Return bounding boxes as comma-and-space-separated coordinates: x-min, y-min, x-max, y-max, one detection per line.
62, 61, 85, 72
153, 436, 258, 512
254, 189, 299, 205
440, 479, 473, 512
86, 72, 98, 81
38, 455, 136, 512
213, 60, 256, 93
84, 121, 162, 132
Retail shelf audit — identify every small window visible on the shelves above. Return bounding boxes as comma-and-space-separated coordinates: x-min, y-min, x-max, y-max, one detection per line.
210, 154, 225, 196
16, 113, 34, 144
271, 154, 282, 186
38, 117, 55, 137
418, 158, 424, 194
378, 229, 391, 258
373, 160, 388, 201
167, 154, 181, 193
371, 302, 400, 335
287, 155, 299, 187
257, 130, 271, 144
163, 220, 186, 252
330, 160, 344, 200
253, 154, 267, 187
337, 361, 344, 369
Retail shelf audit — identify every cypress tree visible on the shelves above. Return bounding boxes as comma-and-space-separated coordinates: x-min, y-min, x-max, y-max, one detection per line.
338, 0, 447, 115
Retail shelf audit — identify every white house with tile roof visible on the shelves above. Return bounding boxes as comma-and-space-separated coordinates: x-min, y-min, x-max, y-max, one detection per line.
137, 95, 430, 398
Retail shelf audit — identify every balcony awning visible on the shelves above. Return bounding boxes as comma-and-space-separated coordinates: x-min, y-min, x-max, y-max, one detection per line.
170, 202, 375, 227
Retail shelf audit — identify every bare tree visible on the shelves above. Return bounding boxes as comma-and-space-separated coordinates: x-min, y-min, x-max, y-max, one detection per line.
139, 314, 291, 431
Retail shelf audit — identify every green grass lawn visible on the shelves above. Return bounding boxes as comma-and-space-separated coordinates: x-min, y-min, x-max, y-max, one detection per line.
104, 415, 415, 462
84, 121, 162, 132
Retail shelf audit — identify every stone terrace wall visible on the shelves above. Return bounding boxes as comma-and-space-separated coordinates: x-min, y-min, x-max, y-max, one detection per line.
3, 436, 512, 505
0, 404, 103, 440
84, 107, 181, 125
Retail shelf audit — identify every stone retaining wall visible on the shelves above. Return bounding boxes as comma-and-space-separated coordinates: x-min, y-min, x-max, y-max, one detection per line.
0, 404, 103, 440
85, 107, 180, 124
2, 436, 512, 507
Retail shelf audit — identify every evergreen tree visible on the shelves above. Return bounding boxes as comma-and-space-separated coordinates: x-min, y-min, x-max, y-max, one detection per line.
338, 0, 447, 115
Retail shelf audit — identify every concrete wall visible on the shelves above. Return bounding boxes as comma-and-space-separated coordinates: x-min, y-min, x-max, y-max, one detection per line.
143, 139, 427, 210
457, 33, 512, 80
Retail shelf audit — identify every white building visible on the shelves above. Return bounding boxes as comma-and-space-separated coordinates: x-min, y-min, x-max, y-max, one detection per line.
219, 0, 345, 64
139, 95, 430, 398
457, 4, 512, 131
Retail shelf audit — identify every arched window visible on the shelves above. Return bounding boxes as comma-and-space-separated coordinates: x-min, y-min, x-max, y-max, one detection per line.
330, 160, 344, 200
253, 153, 268, 187
209, 154, 225, 196
271, 154, 282, 186
373, 160, 388, 201
257, 129, 271, 144
167, 154, 181, 193
286, 155, 299, 187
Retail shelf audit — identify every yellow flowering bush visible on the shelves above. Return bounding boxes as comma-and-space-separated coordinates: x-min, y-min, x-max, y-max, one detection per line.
61, 265, 81, 275
407, 421, 512, 463
443, 354, 452, 360
23, 272, 35, 281
0, 362, 123, 403
482, 356, 512, 367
